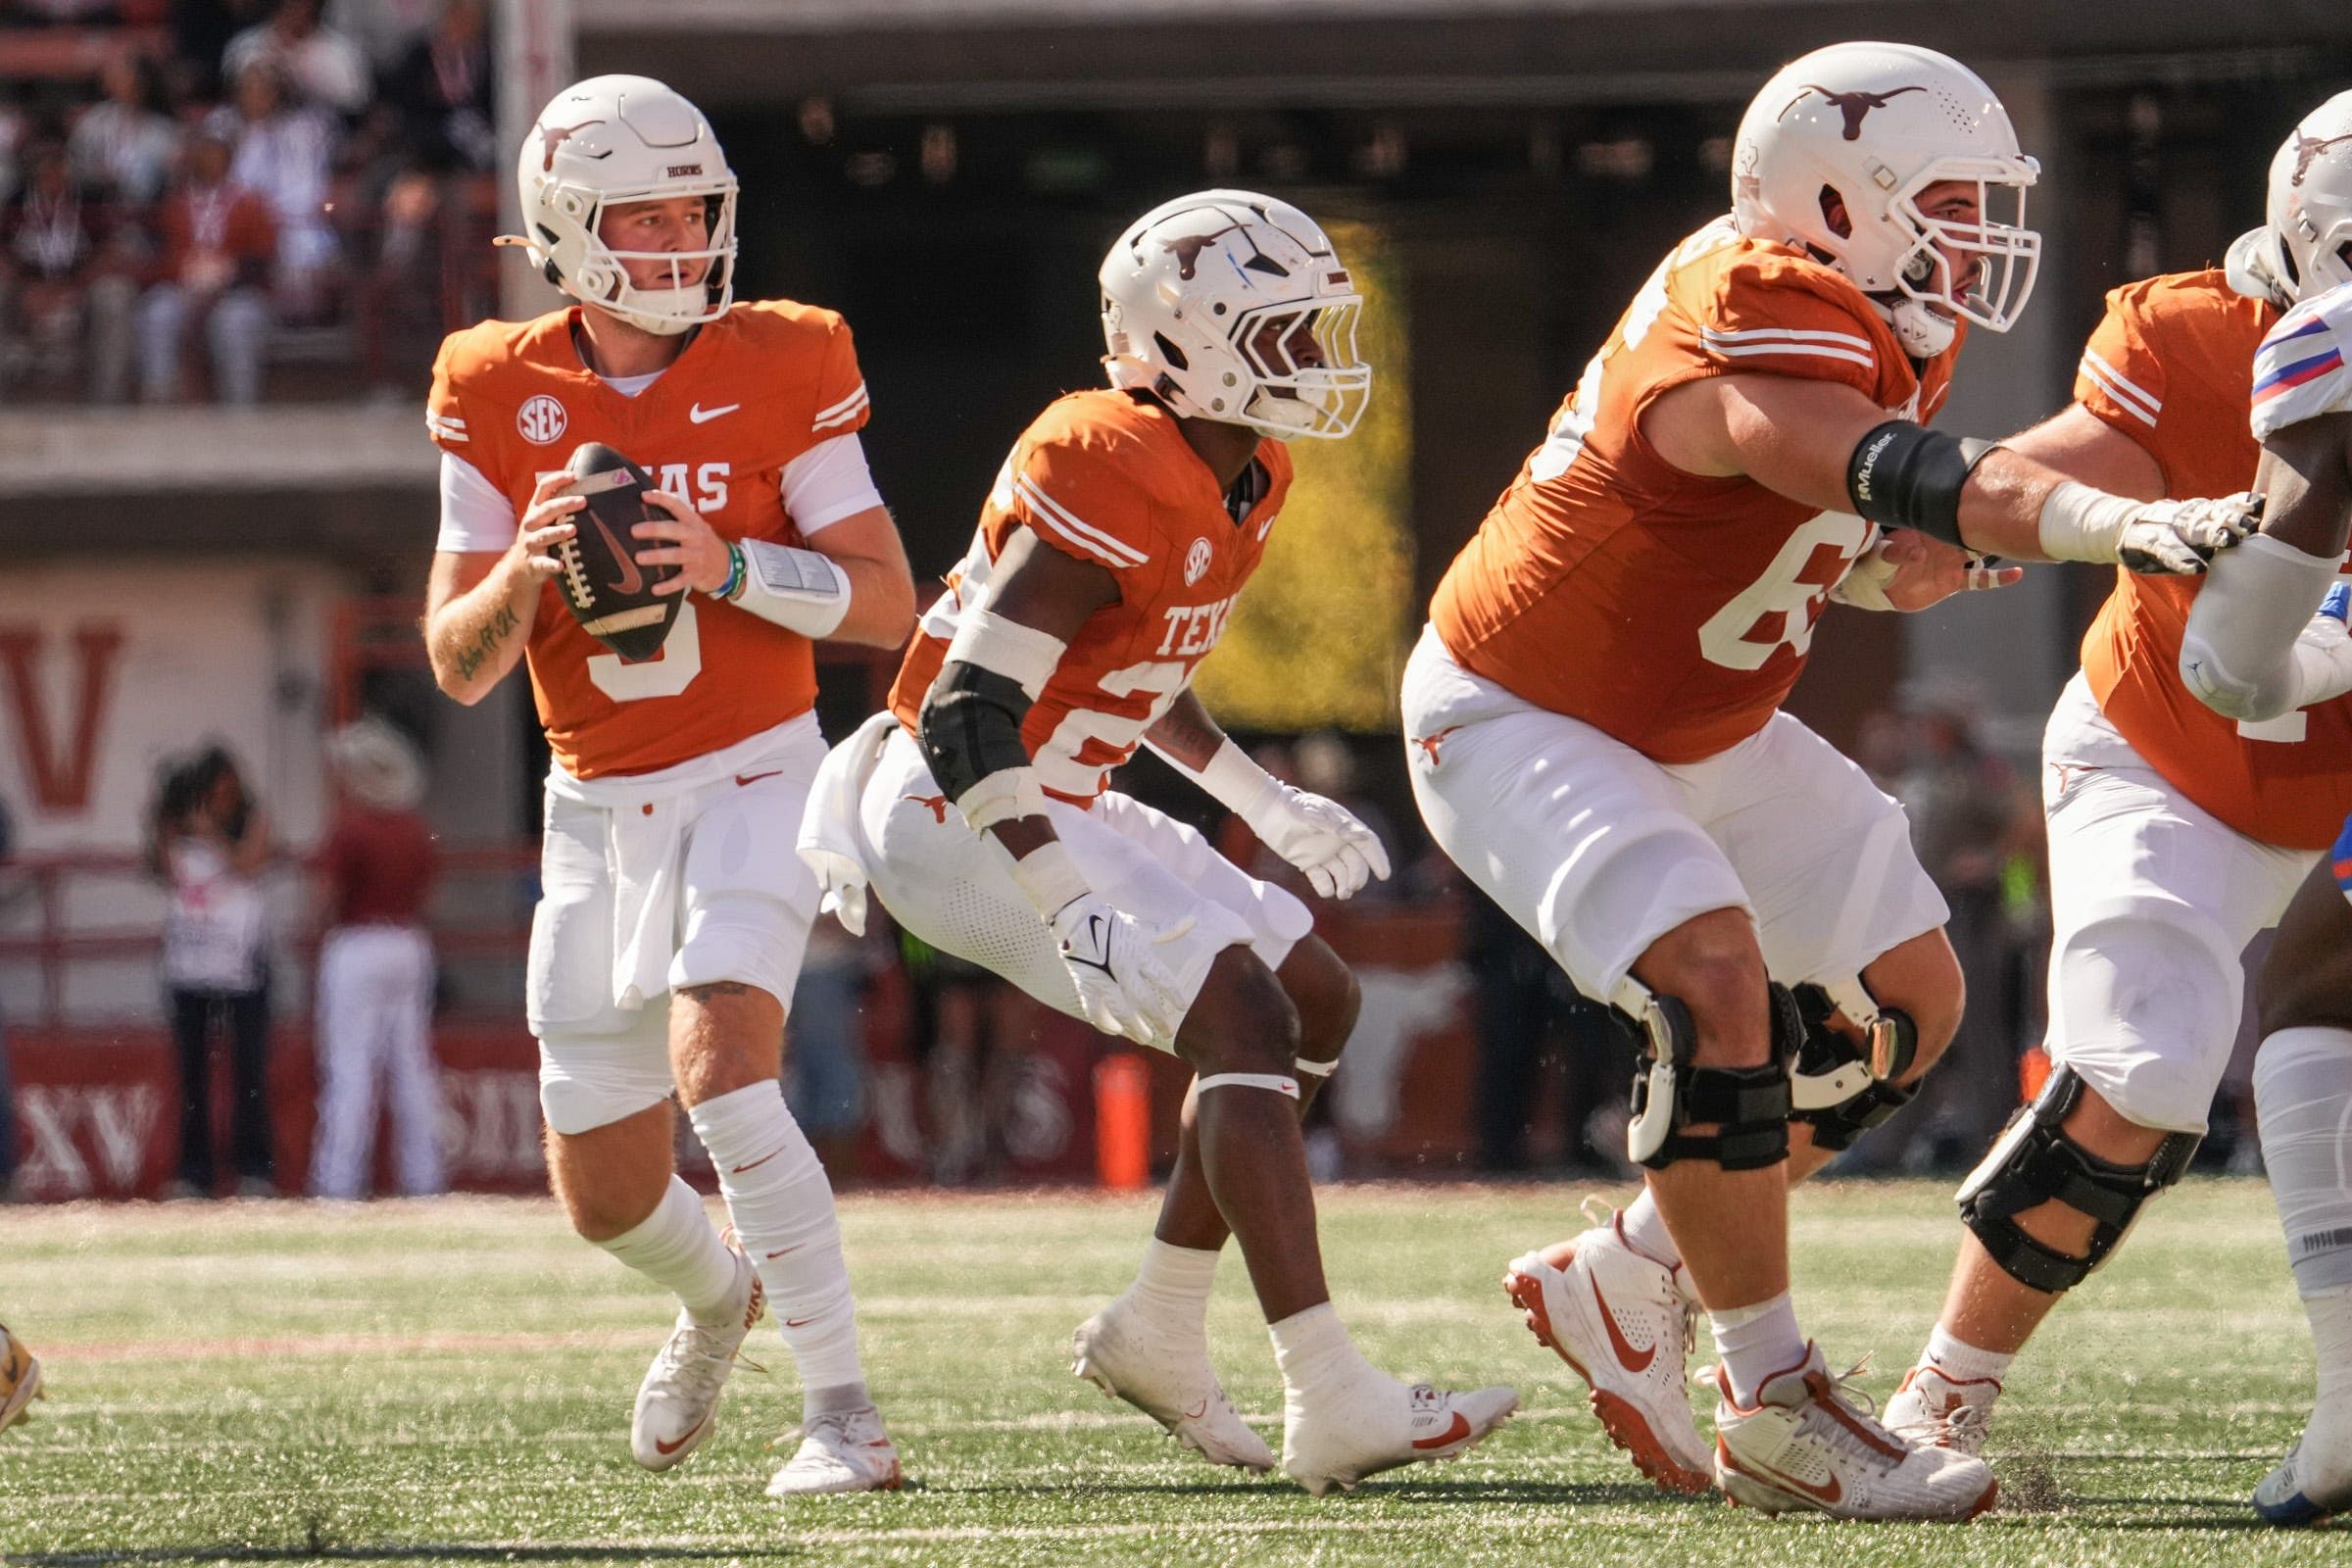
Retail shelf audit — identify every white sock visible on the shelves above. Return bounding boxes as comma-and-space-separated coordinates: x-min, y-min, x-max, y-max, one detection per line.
1709, 1291, 1805, 1405
2308, 1287, 2352, 1403
597, 1175, 742, 1326
2256, 1027, 2352, 1298
1619, 1188, 1683, 1267
1923, 1323, 2015, 1387
1268, 1300, 1374, 1400
688, 1082, 866, 1392
1129, 1238, 1219, 1331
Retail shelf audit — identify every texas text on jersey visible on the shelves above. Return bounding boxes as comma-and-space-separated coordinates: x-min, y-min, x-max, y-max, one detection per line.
1429, 216, 1961, 763
887, 388, 1292, 802
428, 299, 871, 778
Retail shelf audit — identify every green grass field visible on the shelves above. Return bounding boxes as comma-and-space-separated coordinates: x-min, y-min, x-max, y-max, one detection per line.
3, 1179, 2340, 1566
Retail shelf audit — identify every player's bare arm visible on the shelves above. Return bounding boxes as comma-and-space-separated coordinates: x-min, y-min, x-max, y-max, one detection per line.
2002, 401, 2167, 501
1646, 369, 2256, 571
422, 471, 582, 704
2248, 411, 2352, 559
1144, 690, 1226, 771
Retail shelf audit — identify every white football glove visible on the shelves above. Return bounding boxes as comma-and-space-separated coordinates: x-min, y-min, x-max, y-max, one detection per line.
1049, 894, 1192, 1047
2041, 481, 2261, 576
1238, 783, 1393, 900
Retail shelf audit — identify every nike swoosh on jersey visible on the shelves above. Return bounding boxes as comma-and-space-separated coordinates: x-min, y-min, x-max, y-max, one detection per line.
689, 402, 741, 424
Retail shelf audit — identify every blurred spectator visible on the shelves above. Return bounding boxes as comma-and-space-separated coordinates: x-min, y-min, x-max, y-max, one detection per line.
1844, 681, 2036, 1173
0, 140, 113, 393
1463, 883, 1633, 1174
212, 56, 337, 313
784, 913, 868, 1170
223, 0, 369, 117
149, 745, 275, 1200
897, 930, 1019, 1186
0, 85, 27, 207
325, 0, 436, 74
380, 0, 491, 172
13, 0, 122, 23
128, 124, 274, 403
67, 50, 179, 205
310, 718, 443, 1200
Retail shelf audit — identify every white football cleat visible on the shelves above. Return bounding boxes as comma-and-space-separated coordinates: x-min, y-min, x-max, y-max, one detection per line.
1072, 1297, 1275, 1473
1283, 1372, 1518, 1496
1883, 1361, 2000, 1457
630, 1243, 765, 1471
1712, 1344, 1997, 1521
1502, 1206, 1710, 1494
0, 1324, 43, 1434
2253, 1392, 2352, 1527
766, 1404, 904, 1496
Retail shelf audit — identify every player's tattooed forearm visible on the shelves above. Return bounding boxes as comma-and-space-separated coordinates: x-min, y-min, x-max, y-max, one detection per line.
1146, 692, 1224, 771
452, 603, 519, 682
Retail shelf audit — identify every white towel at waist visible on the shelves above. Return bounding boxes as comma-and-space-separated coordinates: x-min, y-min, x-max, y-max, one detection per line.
795, 709, 901, 938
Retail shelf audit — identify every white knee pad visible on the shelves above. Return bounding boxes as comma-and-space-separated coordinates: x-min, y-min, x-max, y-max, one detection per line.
2256, 1026, 2352, 1298
2050, 898, 2241, 1134
537, 1026, 675, 1137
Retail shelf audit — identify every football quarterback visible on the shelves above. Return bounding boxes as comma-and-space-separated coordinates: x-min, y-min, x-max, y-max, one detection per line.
1407, 39, 2255, 1521
798, 190, 1517, 1494
419, 74, 916, 1498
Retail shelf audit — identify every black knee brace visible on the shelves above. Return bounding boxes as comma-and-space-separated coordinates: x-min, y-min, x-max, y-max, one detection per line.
1788, 979, 1920, 1152
1955, 1065, 2202, 1294
1621, 979, 1798, 1171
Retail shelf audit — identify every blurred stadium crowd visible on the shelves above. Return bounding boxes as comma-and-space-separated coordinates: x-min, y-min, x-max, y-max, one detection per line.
0, 0, 494, 405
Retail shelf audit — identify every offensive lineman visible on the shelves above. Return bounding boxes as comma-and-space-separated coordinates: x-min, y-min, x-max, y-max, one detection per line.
1406, 41, 2257, 1519
1878, 96, 2352, 1459
420, 76, 916, 1496
798, 190, 1517, 1494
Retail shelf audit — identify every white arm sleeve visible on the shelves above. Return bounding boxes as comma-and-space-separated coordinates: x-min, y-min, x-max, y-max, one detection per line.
435, 453, 518, 554
780, 434, 886, 534
2179, 533, 2346, 721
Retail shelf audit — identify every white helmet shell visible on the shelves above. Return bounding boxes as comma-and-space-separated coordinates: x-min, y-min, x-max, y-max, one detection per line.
1732, 42, 2040, 357
514, 74, 737, 336
1100, 190, 1371, 441
2248, 91, 2352, 306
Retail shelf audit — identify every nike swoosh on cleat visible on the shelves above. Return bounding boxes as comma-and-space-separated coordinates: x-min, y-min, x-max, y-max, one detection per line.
1721, 1444, 1842, 1505
1411, 1412, 1472, 1450
1590, 1276, 1656, 1374
784, 1316, 818, 1328
732, 1148, 785, 1173
1183, 1400, 1209, 1421
654, 1415, 710, 1455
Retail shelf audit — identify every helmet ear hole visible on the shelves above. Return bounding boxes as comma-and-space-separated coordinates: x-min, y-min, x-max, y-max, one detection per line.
1818, 185, 1853, 239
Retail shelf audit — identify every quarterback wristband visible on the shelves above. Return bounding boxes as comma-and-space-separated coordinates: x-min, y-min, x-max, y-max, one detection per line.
724, 538, 850, 638
1006, 838, 1090, 922
710, 540, 747, 602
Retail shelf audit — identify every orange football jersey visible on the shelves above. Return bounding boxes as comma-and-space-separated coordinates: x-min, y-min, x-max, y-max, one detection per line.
428, 300, 870, 779
889, 389, 1292, 805
2070, 270, 2352, 849
1429, 218, 1960, 763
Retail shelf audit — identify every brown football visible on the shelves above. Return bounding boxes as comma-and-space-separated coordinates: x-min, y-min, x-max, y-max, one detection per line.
551, 442, 682, 662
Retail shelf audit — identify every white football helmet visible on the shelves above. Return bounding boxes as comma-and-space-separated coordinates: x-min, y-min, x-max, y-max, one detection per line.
1732, 42, 2040, 358
2233, 91, 2352, 308
512, 74, 736, 335
1100, 190, 1370, 441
